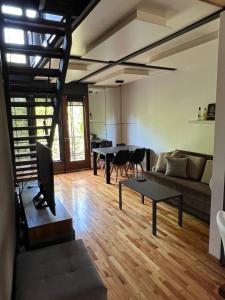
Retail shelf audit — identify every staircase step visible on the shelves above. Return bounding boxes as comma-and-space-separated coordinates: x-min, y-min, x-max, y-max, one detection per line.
11, 102, 54, 107
17, 176, 38, 182
13, 135, 49, 141
15, 152, 37, 158
5, 44, 64, 59
9, 82, 57, 93
10, 92, 56, 97
3, 15, 66, 35
15, 159, 37, 166
12, 115, 53, 119
16, 170, 38, 176
13, 126, 51, 131
8, 66, 61, 77
16, 165, 37, 171
14, 144, 37, 150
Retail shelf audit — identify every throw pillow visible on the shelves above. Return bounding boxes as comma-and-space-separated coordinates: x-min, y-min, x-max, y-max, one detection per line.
183, 155, 206, 180
201, 160, 213, 184
165, 157, 188, 178
155, 150, 181, 173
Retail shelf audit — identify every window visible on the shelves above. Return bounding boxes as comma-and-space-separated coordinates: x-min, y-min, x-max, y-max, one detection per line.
52, 125, 61, 161
67, 102, 85, 161
2, 5, 26, 63
26, 9, 37, 18
4, 28, 26, 63
4, 28, 24, 44
2, 5, 22, 15
34, 99, 61, 161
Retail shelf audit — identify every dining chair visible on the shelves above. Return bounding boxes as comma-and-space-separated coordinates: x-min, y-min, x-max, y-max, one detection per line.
110, 150, 130, 182
99, 140, 113, 169
127, 148, 145, 177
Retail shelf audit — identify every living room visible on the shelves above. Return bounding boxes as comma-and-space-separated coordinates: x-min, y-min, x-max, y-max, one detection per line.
1, 0, 225, 300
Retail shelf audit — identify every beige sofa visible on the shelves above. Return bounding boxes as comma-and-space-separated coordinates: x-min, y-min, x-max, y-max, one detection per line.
144, 150, 213, 222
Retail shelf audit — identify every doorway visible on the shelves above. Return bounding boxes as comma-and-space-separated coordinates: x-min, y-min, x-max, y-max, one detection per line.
62, 96, 90, 172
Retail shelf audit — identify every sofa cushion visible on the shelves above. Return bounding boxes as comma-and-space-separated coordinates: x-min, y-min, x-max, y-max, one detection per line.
15, 239, 107, 300
165, 157, 188, 178
201, 160, 213, 184
183, 154, 206, 180
155, 150, 181, 173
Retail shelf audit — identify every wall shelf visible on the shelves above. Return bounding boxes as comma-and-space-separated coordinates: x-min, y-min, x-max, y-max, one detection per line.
189, 120, 215, 124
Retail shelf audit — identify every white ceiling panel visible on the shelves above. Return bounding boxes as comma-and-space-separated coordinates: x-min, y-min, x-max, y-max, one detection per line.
65, 60, 107, 83
93, 67, 162, 86
83, 9, 171, 61
70, 0, 141, 56
71, 0, 220, 60
128, 19, 219, 65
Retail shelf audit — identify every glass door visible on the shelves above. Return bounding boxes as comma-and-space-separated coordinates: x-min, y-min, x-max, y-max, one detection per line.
63, 96, 91, 171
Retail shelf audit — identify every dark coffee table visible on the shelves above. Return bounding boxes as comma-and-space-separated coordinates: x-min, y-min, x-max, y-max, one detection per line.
119, 179, 183, 236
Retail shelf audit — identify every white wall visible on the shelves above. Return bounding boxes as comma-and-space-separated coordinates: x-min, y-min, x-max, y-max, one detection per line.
209, 12, 225, 259
89, 87, 122, 145
121, 39, 218, 165
0, 72, 15, 299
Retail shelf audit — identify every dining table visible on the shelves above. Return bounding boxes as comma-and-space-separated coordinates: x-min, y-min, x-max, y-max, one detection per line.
92, 145, 151, 184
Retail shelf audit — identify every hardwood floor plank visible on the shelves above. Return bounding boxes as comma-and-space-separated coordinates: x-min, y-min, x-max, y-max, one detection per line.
55, 170, 225, 300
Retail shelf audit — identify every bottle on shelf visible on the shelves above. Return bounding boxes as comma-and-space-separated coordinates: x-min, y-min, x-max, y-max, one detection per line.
198, 107, 202, 120
203, 107, 207, 120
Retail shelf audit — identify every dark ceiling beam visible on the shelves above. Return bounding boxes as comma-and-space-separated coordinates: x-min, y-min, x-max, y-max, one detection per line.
77, 8, 224, 83
70, 55, 107, 64
39, 0, 47, 10
119, 62, 176, 71
71, 0, 101, 31
2, 0, 98, 16
69, 55, 176, 71
41, 0, 93, 17
199, 0, 225, 7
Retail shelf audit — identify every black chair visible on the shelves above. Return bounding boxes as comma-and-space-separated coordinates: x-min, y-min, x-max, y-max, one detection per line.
110, 150, 130, 182
91, 140, 100, 151
128, 148, 145, 177
99, 140, 114, 169
101, 140, 112, 148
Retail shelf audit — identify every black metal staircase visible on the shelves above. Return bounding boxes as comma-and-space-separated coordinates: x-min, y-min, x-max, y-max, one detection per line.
0, 0, 99, 183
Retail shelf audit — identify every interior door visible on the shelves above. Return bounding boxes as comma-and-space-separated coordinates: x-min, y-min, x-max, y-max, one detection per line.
63, 96, 91, 171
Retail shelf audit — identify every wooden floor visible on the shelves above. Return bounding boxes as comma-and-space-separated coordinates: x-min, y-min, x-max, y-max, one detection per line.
55, 170, 225, 300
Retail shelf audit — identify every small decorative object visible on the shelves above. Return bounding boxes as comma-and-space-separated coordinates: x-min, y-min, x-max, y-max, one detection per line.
203, 107, 207, 120
198, 107, 202, 120
136, 173, 146, 182
207, 103, 216, 120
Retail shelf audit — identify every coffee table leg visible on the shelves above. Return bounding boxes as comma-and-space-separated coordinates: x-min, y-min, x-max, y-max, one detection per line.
119, 182, 122, 210
178, 195, 183, 227
152, 202, 157, 236
105, 154, 111, 184
141, 194, 144, 204
146, 149, 151, 171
